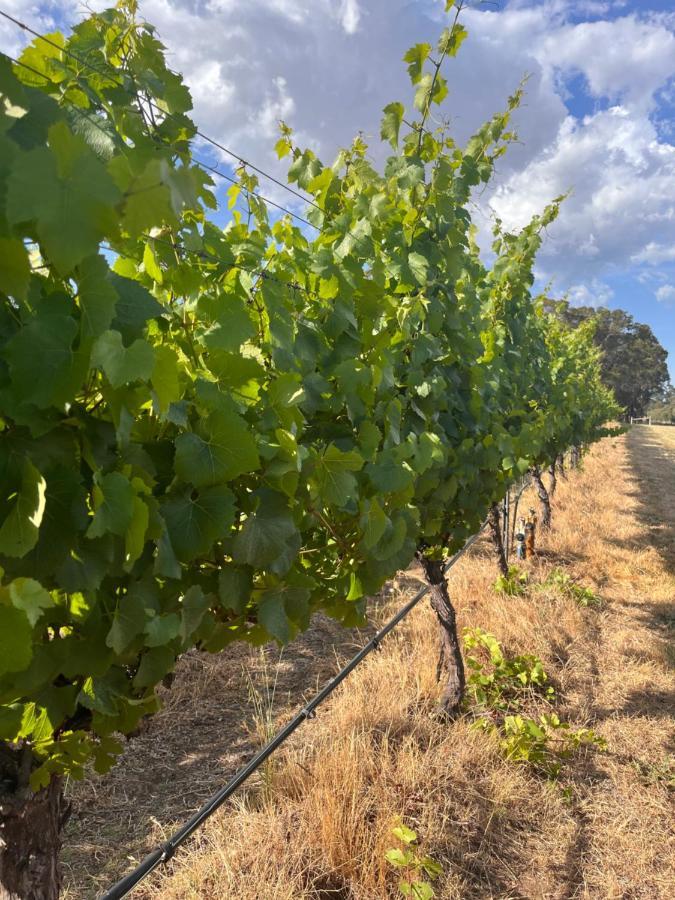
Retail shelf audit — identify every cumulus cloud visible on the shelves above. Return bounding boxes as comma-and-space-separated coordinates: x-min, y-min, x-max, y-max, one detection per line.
2, 0, 674, 334
656, 285, 675, 306
567, 279, 615, 308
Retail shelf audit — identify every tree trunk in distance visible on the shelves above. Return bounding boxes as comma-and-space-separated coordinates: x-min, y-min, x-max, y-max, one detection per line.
417, 554, 465, 717
548, 462, 557, 498
531, 466, 552, 530
0, 746, 65, 900
487, 503, 509, 576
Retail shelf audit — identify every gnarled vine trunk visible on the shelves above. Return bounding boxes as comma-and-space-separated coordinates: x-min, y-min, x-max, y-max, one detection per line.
0, 746, 65, 900
548, 462, 557, 498
531, 466, 552, 530
487, 503, 509, 577
417, 555, 465, 716
557, 453, 567, 480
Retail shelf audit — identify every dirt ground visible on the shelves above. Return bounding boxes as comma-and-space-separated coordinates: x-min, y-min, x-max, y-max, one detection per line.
62, 428, 675, 899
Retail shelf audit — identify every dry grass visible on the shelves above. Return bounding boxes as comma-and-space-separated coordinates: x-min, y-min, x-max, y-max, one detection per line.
63, 430, 675, 899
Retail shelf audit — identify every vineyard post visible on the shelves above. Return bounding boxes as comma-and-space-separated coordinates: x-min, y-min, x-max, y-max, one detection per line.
502, 493, 511, 559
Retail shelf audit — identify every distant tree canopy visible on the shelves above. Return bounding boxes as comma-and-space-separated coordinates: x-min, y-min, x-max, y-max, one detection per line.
544, 301, 671, 419
648, 385, 675, 424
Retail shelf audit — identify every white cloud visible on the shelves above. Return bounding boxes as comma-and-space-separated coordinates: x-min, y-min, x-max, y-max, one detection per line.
632, 242, 675, 265
2, 0, 675, 325
339, 0, 361, 34
656, 285, 675, 306
567, 279, 614, 308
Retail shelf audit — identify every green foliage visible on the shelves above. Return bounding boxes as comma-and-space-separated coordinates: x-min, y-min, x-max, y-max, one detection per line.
465, 629, 605, 775
464, 627, 553, 710
0, 0, 619, 792
385, 822, 443, 899
479, 713, 606, 777
541, 569, 603, 608
494, 565, 529, 597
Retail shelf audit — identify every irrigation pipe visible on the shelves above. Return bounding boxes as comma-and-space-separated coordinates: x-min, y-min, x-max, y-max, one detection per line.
100, 526, 487, 899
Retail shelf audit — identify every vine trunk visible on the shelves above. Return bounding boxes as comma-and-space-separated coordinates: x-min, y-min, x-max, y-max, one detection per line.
417, 555, 465, 716
0, 747, 65, 900
487, 503, 509, 576
531, 466, 552, 530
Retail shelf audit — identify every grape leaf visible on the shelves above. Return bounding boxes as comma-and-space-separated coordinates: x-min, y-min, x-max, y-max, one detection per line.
163, 485, 236, 562
0, 460, 47, 558
87, 472, 134, 538
6, 122, 120, 273
8, 578, 53, 626
0, 237, 30, 300
92, 330, 155, 388
0, 606, 33, 676
174, 409, 260, 487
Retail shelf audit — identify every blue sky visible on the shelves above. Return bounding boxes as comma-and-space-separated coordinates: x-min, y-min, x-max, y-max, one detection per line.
1, 0, 673, 379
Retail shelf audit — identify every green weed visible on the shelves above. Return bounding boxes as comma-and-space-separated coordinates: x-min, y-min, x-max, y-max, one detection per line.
385, 822, 443, 899
494, 565, 529, 597
464, 629, 606, 776
464, 626, 554, 710
542, 568, 603, 608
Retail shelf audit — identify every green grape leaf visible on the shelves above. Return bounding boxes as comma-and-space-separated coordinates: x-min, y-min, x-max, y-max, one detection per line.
0, 237, 30, 300
133, 646, 175, 688
360, 498, 388, 549
0, 605, 33, 676
163, 485, 236, 562
232, 491, 299, 573
438, 22, 468, 57
0, 460, 46, 558
154, 524, 182, 579
313, 444, 363, 508
92, 330, 155, 388
6, 123, 120, 273
76, 254, 118, 338
87, 472, 134, 538
2, 309, 83, 409
257, 591, 292, 644
200, 295, 255, 352
174, 409, 260, 488
218, 564, 253, 613
152, 345, 181, 414
144, 613, 181, 647
106, 584, 154, 655
124, 496, 149, 571
179, 585, 210, 643
8, 578, 54, 626
380, 102, 404, 150
408, 252, 429, 286
403, 43, 431, 84
108, 273, 166, 341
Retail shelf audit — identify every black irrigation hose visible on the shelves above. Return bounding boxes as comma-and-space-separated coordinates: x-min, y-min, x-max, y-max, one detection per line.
100, 526, 487, 900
